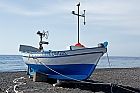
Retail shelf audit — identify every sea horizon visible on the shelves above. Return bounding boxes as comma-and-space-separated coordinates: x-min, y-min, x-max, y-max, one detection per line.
0, 55, 140, 72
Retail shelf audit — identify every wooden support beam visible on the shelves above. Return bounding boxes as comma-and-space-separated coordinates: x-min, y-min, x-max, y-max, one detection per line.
33, 72, 48, 82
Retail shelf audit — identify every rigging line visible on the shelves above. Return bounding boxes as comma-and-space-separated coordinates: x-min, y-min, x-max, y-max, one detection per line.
27, 50, 138, 92
106, 52, 113, 93
106, 53, 138, 93
31, 52, 137, 93
107, 52, 111, 68
34, 54, 137, 92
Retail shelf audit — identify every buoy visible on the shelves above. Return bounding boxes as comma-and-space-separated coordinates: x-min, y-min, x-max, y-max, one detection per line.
75, 43, 85, 47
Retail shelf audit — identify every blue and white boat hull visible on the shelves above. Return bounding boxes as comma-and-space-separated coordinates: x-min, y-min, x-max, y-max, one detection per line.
21, 45, 107, 80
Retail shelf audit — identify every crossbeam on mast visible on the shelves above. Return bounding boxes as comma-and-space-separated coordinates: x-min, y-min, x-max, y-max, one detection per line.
72, 2, 86, 44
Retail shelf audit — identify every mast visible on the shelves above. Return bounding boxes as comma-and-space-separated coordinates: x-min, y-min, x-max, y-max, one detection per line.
72, 2, 86, 44
77, 3, 80, 43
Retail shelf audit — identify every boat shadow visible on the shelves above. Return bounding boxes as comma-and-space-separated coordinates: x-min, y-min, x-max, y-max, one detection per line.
58, 80, 140, 93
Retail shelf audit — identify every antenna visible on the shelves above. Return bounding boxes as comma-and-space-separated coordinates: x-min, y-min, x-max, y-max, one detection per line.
37, 30, 49, 51
83, 10, 86, 25
72, 2, 86, 43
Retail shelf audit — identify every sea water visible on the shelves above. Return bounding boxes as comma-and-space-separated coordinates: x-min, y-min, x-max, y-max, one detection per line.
0, 55, 27, 72
0, 55, 140, 72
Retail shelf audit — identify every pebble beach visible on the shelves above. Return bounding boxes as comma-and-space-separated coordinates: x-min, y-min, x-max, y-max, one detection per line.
0, 68, 140, 93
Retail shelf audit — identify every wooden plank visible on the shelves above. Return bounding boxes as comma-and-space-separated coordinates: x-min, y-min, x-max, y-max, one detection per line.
33, 72, 48, 82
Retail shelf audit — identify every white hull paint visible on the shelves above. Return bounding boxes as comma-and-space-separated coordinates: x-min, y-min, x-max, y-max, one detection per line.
22, 47, 106, 66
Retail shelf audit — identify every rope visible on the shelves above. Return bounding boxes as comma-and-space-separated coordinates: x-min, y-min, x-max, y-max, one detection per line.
28, 52, 32, 61
106, 52, 139, 93
6, 77, 26, 93
34, 58, 112, 85
6, 86, 12, 93
28, 53, 139, 93
13, 77, 26, 93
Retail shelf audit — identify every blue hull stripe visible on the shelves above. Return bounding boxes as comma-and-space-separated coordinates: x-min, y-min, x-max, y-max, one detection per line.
23, 51, 103, 58
27, 64, 96, 80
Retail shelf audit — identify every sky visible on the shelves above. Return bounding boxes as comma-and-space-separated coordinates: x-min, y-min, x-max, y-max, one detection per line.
0, 0, 140, 57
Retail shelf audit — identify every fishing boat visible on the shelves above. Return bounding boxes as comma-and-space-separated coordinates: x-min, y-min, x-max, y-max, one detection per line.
19, 2, 108, 81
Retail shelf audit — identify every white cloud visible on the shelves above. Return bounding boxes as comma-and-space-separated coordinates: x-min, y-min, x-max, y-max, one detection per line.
0, 0, 140, 16
0, 0, 77, 16
0, 1, 51, 16
0, 0, 140, 56
1, 0, 140, 31
84, 0, 140, 14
